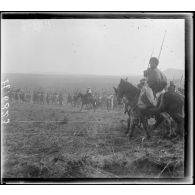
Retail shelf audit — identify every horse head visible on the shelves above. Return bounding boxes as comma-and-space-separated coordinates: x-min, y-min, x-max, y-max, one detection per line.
114, 78, 140, 105
77, 92, 83, 98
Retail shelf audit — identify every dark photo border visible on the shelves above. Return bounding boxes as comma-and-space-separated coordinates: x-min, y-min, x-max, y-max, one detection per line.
0, 11, 193, 184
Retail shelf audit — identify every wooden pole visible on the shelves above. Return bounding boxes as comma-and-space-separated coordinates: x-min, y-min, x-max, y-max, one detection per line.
158, 30, 167, 60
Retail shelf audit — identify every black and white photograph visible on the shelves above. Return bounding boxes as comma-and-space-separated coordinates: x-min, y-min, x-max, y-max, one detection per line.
1, 12, 193, 184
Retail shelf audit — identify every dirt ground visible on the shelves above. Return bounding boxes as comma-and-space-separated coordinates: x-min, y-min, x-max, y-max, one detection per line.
2, 102, 184, 179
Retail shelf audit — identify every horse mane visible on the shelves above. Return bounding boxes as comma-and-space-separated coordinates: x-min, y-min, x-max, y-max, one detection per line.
119, 79, 140, 102
120, 79, 139, 93
122, 79, 138, 90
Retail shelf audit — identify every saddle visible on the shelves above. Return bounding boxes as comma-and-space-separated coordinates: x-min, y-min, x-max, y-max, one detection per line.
139, 89, 165, 109
140, 93, 154, 108
86, 93, 93, 100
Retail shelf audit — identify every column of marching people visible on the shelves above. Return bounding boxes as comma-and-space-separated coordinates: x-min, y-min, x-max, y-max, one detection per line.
8, 88, 64, 105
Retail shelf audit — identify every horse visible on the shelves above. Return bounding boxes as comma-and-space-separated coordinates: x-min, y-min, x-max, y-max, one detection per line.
24, 91, 31, 103
178, 87, 184, 96
67, 94, 73, 105
99, 95, 107, 108
18, 91, 25, 103
14, 89, 21, 103
46, 93, 51, 104
72, 93, 80, 107
121, 96, 131, 114
77, 92, 97, 112
58, 93, 63, 106
114, 78, 184, 139
91, 95, 103, 108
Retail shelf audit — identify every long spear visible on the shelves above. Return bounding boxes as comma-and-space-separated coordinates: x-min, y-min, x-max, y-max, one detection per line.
146, 30, 166, 72
158, 30, 167, 60
180, 74, 183, 87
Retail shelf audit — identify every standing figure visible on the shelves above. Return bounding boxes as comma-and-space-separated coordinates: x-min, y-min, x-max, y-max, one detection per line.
58, 92, 63, 106
46, 92, 50, 104
86, 87, 92, 96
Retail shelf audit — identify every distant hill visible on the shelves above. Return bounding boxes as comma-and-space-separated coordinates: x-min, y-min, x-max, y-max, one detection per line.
163, 68, 184, 80
2, 70, 185, 93
2, 73, 123, 93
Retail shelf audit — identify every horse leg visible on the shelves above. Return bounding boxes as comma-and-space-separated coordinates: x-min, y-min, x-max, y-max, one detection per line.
87, 103, 91, 110
172, 114, 184, 138
142, 117, 151, 139
93, 103, 96, 112
152, 113, 164, 130
129, 123, 136, 139
124, 104, 128, 114
106, 101, 109, 112
90, 103, 93, 110
166, 119, 173, 138
128, 112, 136, 138
129, 117, 144, 139
80, 103, 83, 111
126, 116, 131, 135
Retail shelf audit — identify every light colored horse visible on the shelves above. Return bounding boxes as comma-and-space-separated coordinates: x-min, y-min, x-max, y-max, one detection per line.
106, 94, 117, 111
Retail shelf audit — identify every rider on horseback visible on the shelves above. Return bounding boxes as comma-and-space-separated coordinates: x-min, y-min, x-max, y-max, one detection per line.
168, 81, 176, 92
138, 57, 168, 109
86, 87, 92, 98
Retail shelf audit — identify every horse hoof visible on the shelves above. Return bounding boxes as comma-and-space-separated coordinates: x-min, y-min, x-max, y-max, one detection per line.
125, 130, 129, 134
128, 137, 133, 141
146, 135, 151, 139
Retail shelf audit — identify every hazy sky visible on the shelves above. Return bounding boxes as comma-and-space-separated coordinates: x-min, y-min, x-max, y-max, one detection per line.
2, 19, 184, 75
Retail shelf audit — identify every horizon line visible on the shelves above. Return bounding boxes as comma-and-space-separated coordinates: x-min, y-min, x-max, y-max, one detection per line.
2, 72, 143, 77
2, 68, 184, 77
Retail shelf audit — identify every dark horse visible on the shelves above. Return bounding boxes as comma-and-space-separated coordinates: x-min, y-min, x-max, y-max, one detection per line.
77, 92, 97, 112
72, 94, 80, 107
67, 94, 73, 105
114, 79, 184, 139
